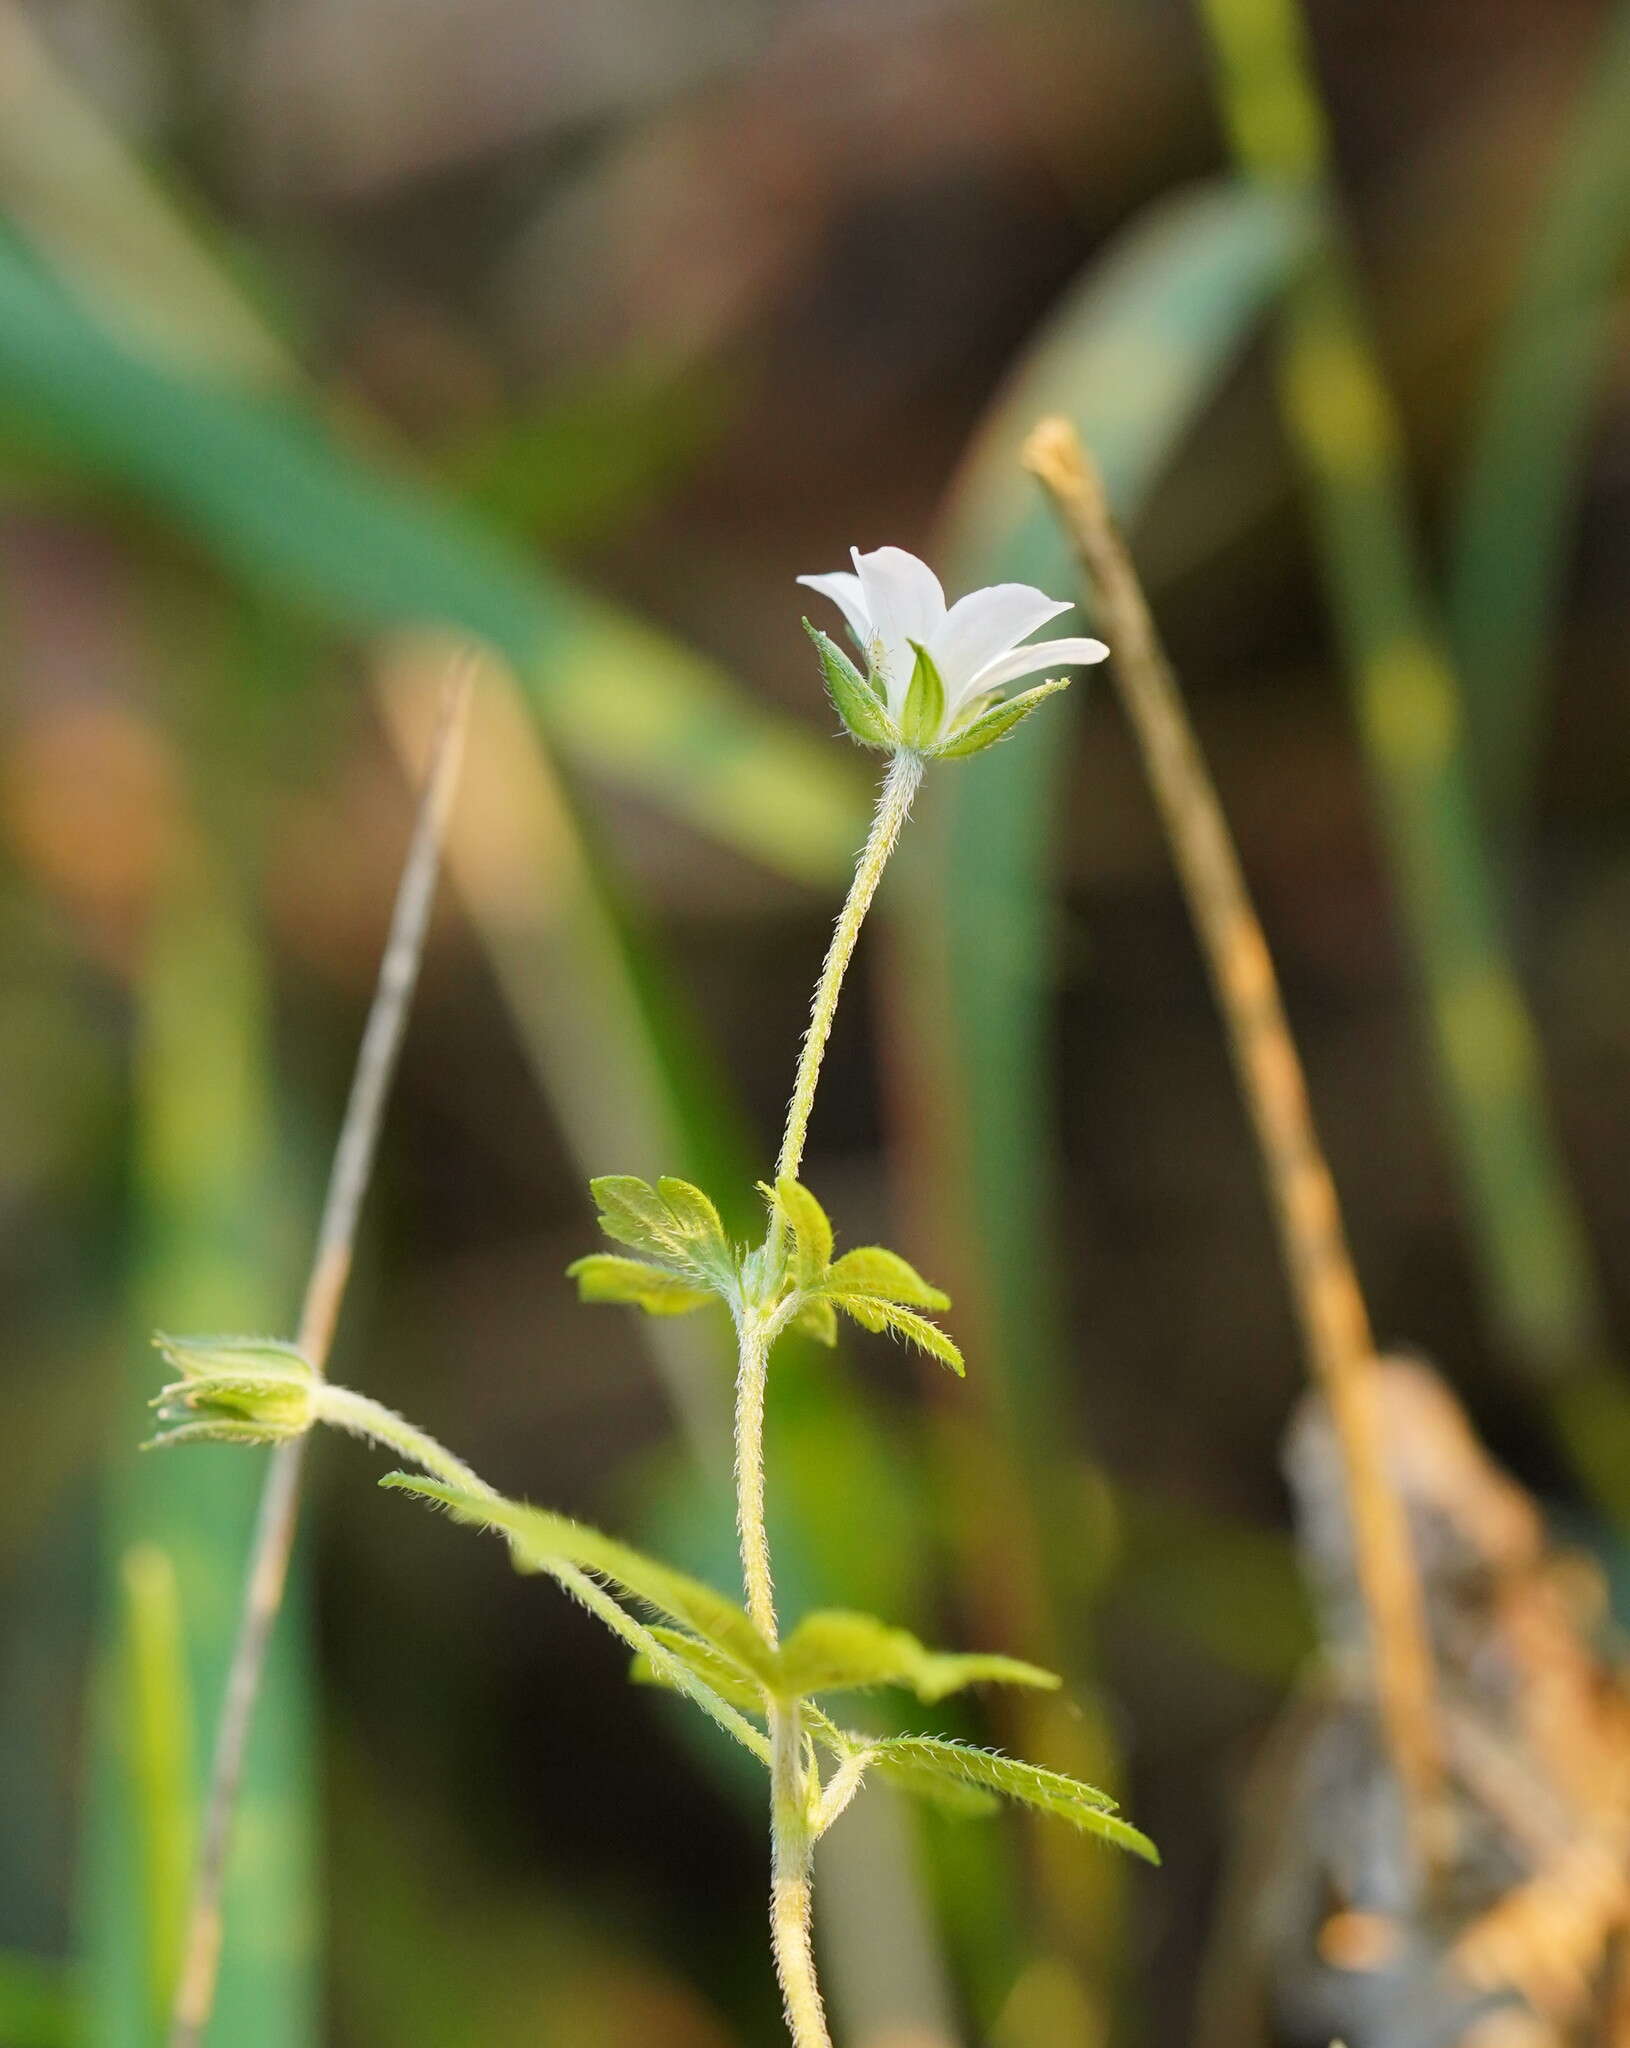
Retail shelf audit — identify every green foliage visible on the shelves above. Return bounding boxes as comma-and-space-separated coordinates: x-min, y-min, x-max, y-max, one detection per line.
774, 1611, 1057, 1705
563, 1255, 715, 1317
761, 1179, 964, 1372
840, 1739, 1158, 1863
573, 1174, 739, 1310
0, 1953, 78, 2048
804, 621, 898, 752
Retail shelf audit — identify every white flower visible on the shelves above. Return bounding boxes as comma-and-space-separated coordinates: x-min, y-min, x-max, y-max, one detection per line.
798, 545, 1107, 755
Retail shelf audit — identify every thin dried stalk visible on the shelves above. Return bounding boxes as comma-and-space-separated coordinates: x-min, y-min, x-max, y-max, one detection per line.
1022, 417, 1444, 1878
168, 663, 474, 2046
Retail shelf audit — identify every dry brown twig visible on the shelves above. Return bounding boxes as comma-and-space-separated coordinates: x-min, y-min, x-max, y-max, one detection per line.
168, 661, 475, 2047
1021, 416, 1445, 1879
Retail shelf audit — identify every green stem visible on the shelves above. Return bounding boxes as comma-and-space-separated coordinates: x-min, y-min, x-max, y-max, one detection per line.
770, 1699, 832, 2048
316, 1385, 495, 1499
776, 752, 924, 1192
744, 747, 923, 2045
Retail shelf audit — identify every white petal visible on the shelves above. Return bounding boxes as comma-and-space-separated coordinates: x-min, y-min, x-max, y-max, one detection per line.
929, 584, 1073, 701
852, 547, 946, 712
965, 635, 1109, 698
796, 571, 871, 650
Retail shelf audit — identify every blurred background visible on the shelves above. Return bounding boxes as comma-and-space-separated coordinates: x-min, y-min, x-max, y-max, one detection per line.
2, 0, 1628, 2042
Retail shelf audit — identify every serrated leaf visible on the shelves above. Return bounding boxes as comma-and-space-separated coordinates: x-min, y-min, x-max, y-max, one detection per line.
933, 679, 1071, 760
565, 1253, 714, 1317
628, 1626, 769, 1715
900, 640, 947, 749
822, 1247, 949, 1311
856, 1739, 1158, 1862
775, 1609, 1059, 1704
790, 1295, 839, 1347
380, 1475, 776, 1682
804, 621, 897, 750
770, 1177, 834, 1290
830, 1296, 965, 1376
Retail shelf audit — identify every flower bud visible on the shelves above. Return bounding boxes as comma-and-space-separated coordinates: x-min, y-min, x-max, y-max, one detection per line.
149, 1333, 319, 1447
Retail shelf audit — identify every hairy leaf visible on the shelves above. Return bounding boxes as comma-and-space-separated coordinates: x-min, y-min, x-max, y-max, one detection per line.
585, 1173, 736, 1291
565, 1254, 714, 1317
628, 1626, 769, 1716
805, 1708, 998, 1818
822, 1248, 949, 1311
771, 1178, 835, 1291
380, 1475, 775, 1681
775, 1610, 1058, 1704
830, 1297, 965, 1376
857, 1738, 1157, 1862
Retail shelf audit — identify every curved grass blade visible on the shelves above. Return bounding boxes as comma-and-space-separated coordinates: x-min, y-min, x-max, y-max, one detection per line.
1195, 0, 1627, 1476
1447, 0, 1630, 834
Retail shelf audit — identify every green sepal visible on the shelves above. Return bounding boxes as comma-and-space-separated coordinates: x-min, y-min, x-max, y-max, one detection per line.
773, 1609, 1058, 1704
565, 1254, 715, 1317
790, 1295, 839, 1346
899, 640, 947, 748
822, 1246, 948, 1311
149, 1331, 318, 1443
803, 620, 897, 750
932, 678, 1071, 759
829, 1295, 965, 1375
763, 1177, 834, 1290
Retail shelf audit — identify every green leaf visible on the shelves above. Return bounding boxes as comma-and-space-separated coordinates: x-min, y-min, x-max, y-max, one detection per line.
830, 1297, 965, 1376
585, 1173, 736, 1290
822, 1247, 949, 1311
565, 1253, 715, 1317
770, 1177, 834, 1290
804, 620, 897, 751
628, 1626, 768, 1715
805, 1711, 1000, 1819
853, 1739, 1157, 1862
774, 1610, 1058, 1705
790, 1295, 839, 1347
379, 1475, 775, 1682
899, 640, 947, 749
933, 679, 1071, 760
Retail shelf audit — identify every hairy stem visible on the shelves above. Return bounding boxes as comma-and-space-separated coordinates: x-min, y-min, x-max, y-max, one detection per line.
734, 1310, 779, 1646
169, 669, 472, 2047
770, 1699, 832, 2048
776, 751, 923, 1192
316, 1384, 494, 1498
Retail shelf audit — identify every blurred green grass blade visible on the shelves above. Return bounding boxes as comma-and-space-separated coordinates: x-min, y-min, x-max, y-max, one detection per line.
81, 845, 316, 2048
1195, 0, 1621, 1410
930, 176, 1311, 1449
117, 1546, 194, 2028
1447, 0, 1630, 832
889, 179, 1309, 2019
0, 1954, 77, 2048
0, 226, 861, 888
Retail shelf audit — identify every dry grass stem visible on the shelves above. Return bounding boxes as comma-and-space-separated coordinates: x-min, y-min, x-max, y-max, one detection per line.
1021, 415, 1445, 1877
